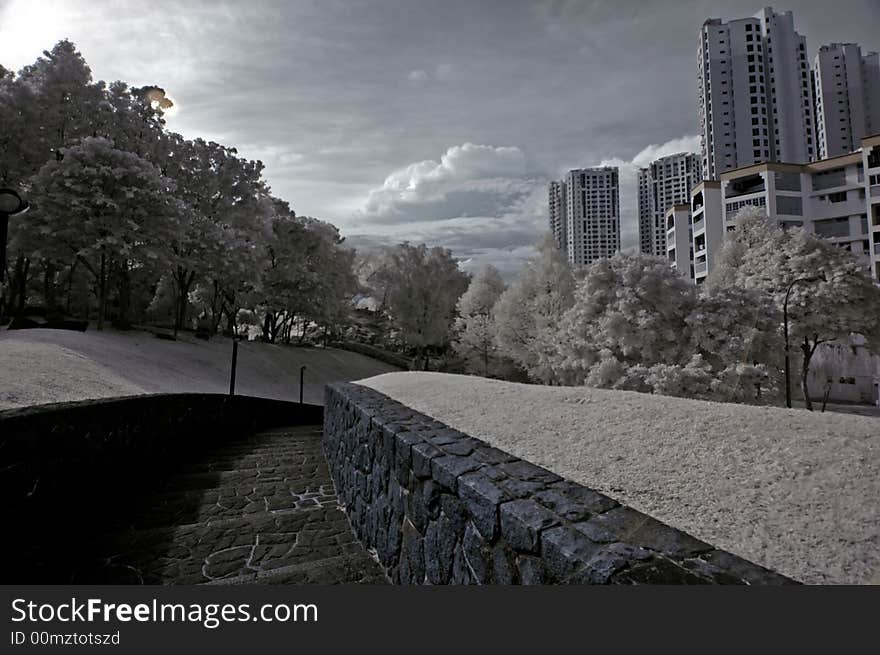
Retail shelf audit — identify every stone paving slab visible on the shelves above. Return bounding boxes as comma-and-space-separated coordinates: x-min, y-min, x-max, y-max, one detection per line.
70, 426, 387, 585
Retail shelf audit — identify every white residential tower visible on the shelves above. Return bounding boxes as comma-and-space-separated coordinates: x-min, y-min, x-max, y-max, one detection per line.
553, 167, 620, 266
638, 152, 700, 257
698, 7, 817, 179
814, 43, 880, 159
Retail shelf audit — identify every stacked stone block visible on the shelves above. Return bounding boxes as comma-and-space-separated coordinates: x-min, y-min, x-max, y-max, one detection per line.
324, 383, 796, 585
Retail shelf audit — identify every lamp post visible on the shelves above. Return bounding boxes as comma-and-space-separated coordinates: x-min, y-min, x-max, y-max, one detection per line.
783, 275, 822, 409
0, 187, 29, 322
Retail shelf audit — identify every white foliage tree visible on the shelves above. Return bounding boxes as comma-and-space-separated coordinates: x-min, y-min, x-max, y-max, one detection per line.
687, 285, 784, 402
30, 137, 183, 329
493, 234, 575, 383
369, 242, 470, 368
453, 264, 506, 376
708, 207, 880, 409
552, 251, 696, 390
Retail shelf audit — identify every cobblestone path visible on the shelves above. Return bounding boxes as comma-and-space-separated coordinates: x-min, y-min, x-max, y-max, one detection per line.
74, 426, 388, 584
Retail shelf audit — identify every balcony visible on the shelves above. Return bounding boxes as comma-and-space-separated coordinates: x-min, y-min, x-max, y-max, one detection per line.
693, 217, 705, 233
726, 173, 765, 199
695, 261, 708, 275
871, 185, 880, 198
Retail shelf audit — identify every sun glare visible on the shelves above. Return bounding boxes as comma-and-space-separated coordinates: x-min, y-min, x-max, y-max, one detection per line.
0, 0, 73, 72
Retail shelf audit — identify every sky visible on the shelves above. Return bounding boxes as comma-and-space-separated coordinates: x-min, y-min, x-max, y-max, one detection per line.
1, 0, 878, 276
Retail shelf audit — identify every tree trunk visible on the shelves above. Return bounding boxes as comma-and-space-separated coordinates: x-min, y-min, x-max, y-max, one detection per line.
263, 312, 283, 343
9, 254, 29, 314
43, 260, 57, 315
800, 336, 817, 411
411, 346, 423, 371
17, 256, 28, 313
97, 251, 107, 331
65, 259, 79, 315
225, 309, 237, 337
209, 280, 223, 334
821, 379, 832, 413
173, 269, 196, 338
115, 263, 132, 329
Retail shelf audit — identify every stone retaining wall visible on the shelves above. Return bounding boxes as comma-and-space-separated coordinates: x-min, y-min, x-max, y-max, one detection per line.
324, 382, 796, 585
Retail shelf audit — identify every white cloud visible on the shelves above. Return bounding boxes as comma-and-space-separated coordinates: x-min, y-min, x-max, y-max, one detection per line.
597, 134, 701, 252
361, 142, 536, 222
349, 143, 548, 277
434, 63, 453, 79
0, 0, 73, 72
407, 64, 453, 85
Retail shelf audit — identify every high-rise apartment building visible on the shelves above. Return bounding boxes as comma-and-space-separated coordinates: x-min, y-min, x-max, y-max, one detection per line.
550, 167, 619, 266
548, 180, 568, 252
814, 43, 880, 159
638, 168, 653, 255
637, 153, 700, 257
698, 7, 816, 180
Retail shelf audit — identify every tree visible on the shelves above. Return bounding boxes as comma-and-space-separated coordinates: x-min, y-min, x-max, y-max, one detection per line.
685, 284, 784, 402
369, 242, 470, 368
1, 40, 105, 315
30, 137, 182, 329
708, 207, 880, 409
255, 209, 359, 344
453, 264, 507, 376
493, 234, 575, 383
303, 220, 359, 344
552, 251, 695, 388
10, 40, 104, 175
160, 136, 271, 335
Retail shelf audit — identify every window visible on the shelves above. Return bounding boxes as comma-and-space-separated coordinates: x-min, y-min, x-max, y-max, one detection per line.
828, 191, 847, 203
813, 217, 850, 237
776, 195, 803, 215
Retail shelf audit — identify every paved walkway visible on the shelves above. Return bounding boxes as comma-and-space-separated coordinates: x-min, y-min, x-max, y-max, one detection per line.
73, 426, 387, 584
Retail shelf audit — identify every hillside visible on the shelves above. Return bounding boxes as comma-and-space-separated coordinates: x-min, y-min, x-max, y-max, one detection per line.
0, 328, 400, 409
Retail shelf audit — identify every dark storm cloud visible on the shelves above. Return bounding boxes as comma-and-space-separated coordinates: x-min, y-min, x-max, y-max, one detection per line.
2, 0, 878, 271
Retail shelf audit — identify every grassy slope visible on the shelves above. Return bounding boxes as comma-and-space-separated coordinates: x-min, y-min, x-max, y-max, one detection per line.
0, 327, 400, 409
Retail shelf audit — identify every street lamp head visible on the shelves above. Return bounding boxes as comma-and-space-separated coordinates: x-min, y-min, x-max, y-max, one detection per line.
0, 188, 28, 215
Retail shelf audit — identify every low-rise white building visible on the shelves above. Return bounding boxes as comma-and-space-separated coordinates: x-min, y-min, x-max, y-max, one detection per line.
667, 133, 880, 283
862, 133, 880, 281
690, 181, 724, 284
665, 204, 693, 279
